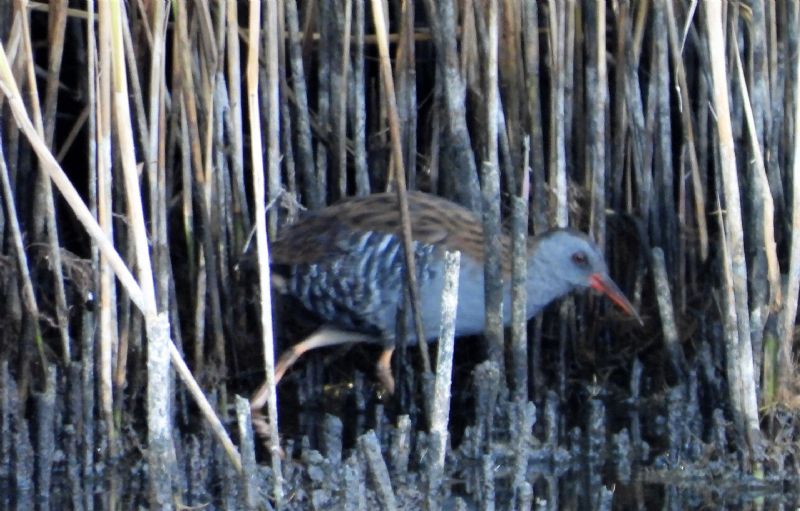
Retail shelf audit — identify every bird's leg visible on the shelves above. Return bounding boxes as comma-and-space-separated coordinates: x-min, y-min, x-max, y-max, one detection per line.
250, 325, 379, 410
376, 346, 396, 395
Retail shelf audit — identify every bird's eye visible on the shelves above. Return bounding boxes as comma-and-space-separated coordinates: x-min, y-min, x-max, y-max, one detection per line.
571, 251, 588, 266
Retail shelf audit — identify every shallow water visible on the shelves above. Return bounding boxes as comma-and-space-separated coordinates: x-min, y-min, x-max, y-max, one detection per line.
1, 339, 797, 510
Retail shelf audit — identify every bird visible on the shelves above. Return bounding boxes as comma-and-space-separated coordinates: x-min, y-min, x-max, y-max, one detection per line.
250, 191, 639, 410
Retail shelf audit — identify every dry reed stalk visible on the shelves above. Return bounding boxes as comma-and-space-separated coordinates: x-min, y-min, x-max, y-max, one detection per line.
397, 0, 417, 191
547, 0, 568, 227
332, 0, 352, 199
715, 198, 747, 439
500, 1, 523, 166
358, 431, 398, 510
765, 0, 785, 215
202, 4, 230, 374
477, 0, 505, 377
144, 0, 171, 328
522, 0, 547, 234
245, 0, 283, 500
651, 248, 687, 379
664, 0, 709, 263
733, 33, 782, 312
81, 2, 100, 499
632, 1, 648, 64
315, 1, 330, 203
226, 0, 250, 239
352, 0, 369, 196
277, 0, 299, 222
92, 0, 119, 460
587, 0, 607, 248
4, 1, 58, 376
120, 9, 151, 167
0, 136, 46, 374
705, 0, 761, 459
41, 0, 71, 365
779, 15, 800, 406
653, 3, 677, 267
216, 9, 237, 367
53, 105, 89, 162
429, 250, 460, 499
235, 396, 260, 508
285, 0, 319, 208
105, 0, 174, 501
2, 0, 246, 482
621, 14, 652, 227
510, 144, 530, 401
370, 0, 431, 377
610, 2, 628, 212
421, 0, 480, 210
266, 0, 282, 239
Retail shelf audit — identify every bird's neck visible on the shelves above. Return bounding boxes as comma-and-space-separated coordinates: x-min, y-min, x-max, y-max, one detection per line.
523, 250, 575, 318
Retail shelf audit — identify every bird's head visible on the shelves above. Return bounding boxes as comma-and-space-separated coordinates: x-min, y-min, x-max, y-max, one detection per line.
533, 229, 641, 322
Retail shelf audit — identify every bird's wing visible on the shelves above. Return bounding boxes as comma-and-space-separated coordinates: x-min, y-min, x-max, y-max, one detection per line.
271, 191, 489, 265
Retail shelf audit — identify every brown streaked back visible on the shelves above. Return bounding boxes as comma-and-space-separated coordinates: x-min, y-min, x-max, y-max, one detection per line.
271, 191, 503, 266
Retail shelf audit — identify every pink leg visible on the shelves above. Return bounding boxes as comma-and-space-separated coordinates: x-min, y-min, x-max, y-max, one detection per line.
376, 346, 396, 395
250, 326, 378, 410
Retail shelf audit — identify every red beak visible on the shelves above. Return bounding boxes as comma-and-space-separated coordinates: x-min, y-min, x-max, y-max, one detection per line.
589, 273, 642, 324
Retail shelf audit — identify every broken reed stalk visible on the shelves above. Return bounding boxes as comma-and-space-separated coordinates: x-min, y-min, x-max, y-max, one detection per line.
430, 250, 460, 460
651, 248, 687, 380
235, 396, 260, 509
510, 148, 530, 401
144, 0, 172, 362
477, 0, 505, 379
245, 0, 283, 502
428, 250, 460, 509
106, 0, 174, 502
358, 431, 398, 511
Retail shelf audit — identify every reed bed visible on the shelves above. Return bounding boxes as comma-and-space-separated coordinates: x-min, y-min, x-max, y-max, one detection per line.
0, 0, 798, 508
